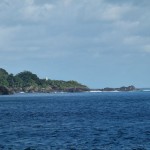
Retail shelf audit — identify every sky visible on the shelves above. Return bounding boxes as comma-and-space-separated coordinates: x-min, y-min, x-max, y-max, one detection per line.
0, 0, 150, 88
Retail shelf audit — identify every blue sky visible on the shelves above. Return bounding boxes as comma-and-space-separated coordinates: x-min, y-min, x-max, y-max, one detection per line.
0, 0, 150, 88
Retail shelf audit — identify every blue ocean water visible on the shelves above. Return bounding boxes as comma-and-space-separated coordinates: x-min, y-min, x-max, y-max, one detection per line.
0, 92, 150, 150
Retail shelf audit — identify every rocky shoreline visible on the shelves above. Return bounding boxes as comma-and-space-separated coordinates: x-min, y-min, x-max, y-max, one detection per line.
0, 68, 139, 95
0, 86, 90, 95
92, 85, 137, 92
0, 86, 12, 95
0, 85, 138, 95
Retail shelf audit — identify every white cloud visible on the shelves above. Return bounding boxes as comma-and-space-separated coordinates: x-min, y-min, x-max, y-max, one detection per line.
0, 0, 150, 59
101, 4, 131, 21
115, 20, 140, 30
63, 0, 72, 7
0, 0, 150, 88
144, 45, 150, 53
123, 36, 143, 45
22, 1, 54, 21
0, 26, 21, 50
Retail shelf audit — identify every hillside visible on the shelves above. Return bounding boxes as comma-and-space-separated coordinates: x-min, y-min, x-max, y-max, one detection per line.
0, 68, 89, 94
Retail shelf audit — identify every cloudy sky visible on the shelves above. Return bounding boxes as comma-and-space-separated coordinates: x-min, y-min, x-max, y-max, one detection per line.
0, 0, 150, 88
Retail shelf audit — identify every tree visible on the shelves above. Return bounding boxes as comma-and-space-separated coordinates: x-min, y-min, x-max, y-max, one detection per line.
7, 74, 15, 87
0, 68, 9, 86
16, 71, 40, 87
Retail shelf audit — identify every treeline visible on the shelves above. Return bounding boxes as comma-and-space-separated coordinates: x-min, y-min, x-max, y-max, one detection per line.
0, 68, 89, 93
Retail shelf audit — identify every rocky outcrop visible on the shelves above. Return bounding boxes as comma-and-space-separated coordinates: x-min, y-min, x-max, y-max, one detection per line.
8, 86, 89, 93
0, 86, 12, 95
0, 85, 137, 95
117, 85, 136, 91
63, 87, 90, 92
97, 85, 137, 92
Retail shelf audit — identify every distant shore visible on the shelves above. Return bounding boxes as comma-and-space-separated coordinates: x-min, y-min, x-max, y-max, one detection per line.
0, 68, 140, 95
0, 85, 139, 95
90, 85, 138, 92
0, 68, 88, 95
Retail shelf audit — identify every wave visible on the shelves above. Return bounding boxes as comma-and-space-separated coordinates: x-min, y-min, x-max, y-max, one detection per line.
89, 91, 102, 93
141, 89, 150, 92
89, 90, 120, 93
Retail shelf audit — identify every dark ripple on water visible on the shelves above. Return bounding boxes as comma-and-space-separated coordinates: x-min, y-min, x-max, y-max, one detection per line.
0, 92, 150, 150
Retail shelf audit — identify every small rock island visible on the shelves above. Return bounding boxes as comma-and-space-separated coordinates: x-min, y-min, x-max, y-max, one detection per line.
97, 85, 137, 92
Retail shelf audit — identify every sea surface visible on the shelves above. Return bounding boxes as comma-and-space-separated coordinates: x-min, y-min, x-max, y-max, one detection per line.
0, 92, 150, 150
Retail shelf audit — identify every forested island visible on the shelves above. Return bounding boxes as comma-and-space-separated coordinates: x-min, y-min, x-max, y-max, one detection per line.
0, 68, 138, 95
0, 68, 89, 95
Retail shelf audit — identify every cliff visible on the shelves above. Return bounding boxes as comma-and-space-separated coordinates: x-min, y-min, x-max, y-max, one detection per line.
0, 86, 12, 95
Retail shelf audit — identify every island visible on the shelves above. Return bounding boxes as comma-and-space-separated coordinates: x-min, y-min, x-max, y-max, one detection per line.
93, 85, 137, 92
0, 68, 138, 95
0, 68, 89, 95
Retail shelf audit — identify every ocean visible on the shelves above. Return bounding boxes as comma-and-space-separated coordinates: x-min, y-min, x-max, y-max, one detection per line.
0, 92, 150, 150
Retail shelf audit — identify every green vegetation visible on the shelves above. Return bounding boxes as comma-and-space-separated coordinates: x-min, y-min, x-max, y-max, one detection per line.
0, 68, 89, 93
0, 68, 9, 86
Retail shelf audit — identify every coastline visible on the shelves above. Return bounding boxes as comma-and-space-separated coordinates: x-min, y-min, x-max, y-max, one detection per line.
0, 85, 140, 95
